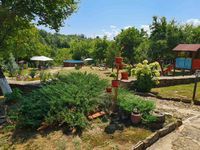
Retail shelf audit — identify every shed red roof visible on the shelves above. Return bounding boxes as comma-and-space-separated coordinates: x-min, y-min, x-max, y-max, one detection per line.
173, 44, 200, 52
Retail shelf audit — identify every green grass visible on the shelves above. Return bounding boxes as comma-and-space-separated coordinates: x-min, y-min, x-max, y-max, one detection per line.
152, 83, 200, 101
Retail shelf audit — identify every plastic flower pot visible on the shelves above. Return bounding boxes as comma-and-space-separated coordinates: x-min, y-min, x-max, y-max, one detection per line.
112, 80, 119, 87
121, 72, 129, 80
115, 57, 123, 64
131, 112, 141, 125
106, 87, 112, 93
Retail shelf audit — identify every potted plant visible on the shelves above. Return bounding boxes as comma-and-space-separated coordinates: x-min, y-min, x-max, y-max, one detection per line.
121, 72, 129, 80
115, 57, 123, 64
112, 80, 119, 87
131, 108, 141, 125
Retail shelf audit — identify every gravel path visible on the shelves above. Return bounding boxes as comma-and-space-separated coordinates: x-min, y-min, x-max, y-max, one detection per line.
146, 97, 200, 150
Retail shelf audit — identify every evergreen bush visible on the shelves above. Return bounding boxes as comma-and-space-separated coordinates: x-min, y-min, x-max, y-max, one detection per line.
17, 72, 110, 129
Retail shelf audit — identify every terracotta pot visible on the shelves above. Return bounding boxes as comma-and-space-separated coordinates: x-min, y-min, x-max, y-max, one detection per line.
131, 112, 141, 125
106, 87, 112, 93
121, 72, 129, 80
115, 57, 123, 64
112, 80, 119, 87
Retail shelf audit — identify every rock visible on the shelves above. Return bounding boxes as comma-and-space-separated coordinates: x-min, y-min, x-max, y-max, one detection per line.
143, 132, 159, 148
105, 124, 117, 134
158, 126, 169, 137
132, 141, 145, 150
0, 118, 6, 125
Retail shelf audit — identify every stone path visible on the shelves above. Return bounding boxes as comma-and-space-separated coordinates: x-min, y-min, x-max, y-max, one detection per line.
146, 97, 200, 150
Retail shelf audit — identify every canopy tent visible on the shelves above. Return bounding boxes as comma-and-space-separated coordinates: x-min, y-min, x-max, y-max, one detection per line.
30, 56, 53, 61
84, 58, 93, 61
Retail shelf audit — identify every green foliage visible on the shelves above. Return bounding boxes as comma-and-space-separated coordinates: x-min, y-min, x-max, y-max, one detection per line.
115, 27, 145, 63
74, 64, 81, 70
4, 88, 22, 104
71, 40, 92, 60
132, 60, 160, 92
142, 114, 157, 124
109, 72, 117, 78
6, 53, 19, 77
92, 37, 109, 63
29, 69, 37, 79
17, 72, 110, 129
39, 71, 53, 83
118, 89, 155, 122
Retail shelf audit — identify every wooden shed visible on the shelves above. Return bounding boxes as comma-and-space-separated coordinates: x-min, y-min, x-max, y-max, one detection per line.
173, 44, 200, 71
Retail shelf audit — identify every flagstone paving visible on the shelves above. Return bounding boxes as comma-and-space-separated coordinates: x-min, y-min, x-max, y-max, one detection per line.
146, 97, 200, 150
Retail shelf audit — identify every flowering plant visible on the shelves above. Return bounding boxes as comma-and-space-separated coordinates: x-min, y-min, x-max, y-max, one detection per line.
131, 60, 160, 92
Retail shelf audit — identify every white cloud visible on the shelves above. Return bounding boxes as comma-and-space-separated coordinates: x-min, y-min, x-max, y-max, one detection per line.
141, 25, 151, 35
110, 25, 117, 29
124, 26, 132, 30
186, 18, 200, 26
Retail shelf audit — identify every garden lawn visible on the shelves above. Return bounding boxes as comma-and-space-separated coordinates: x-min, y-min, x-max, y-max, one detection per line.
152, 83, 200, 101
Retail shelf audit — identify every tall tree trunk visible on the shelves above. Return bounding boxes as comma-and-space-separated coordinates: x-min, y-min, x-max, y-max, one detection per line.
0, 68, 12, 95
158, 59, 164, 76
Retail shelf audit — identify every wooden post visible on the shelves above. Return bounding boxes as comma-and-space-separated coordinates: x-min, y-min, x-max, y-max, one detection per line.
192, 70, 200, 101
113, 64, 119, 112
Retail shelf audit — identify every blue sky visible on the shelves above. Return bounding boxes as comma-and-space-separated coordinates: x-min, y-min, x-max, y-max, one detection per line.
39, 0, 200, 39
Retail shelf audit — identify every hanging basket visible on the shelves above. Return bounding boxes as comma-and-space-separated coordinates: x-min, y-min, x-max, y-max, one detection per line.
112, 80, 119, 87
115, 57, 123, 64
106, 87, 112, 93
121, 72, 129, 80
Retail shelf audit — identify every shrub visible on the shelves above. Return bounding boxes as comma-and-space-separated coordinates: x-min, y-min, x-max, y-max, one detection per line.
4, 88, 22, 104
74, 64, 81, 70
6, 53, 19, 77
124, 64, 133, 76
118, 89, 155, 123
131, 60, 160, 92
17, 72, 110, 129
39, 71, 53, 82
29, 69, 37, 78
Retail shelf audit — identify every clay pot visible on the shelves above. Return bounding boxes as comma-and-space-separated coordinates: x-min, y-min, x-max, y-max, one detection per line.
112, 80, 119, 87
121, 72, 129, 80
115, 57, 123, 64
106, 87, 112, 93
131, 112, 141, 125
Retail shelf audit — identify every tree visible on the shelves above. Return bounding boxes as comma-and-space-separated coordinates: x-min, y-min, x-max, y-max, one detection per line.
106, 41, 120, 70
0, 0, 78, 94
6, 53, 19, 77
92, 37, 109, 64
149, 16, 182, 73
115, 27, 144, 64
70, 40, 91, 60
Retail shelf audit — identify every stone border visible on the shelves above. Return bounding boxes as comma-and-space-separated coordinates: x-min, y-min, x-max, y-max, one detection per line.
132, 119, 182, 150
135, 92, 200, 106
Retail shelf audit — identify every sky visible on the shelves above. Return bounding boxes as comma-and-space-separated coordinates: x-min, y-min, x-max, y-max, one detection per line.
38, 0, 200, 39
